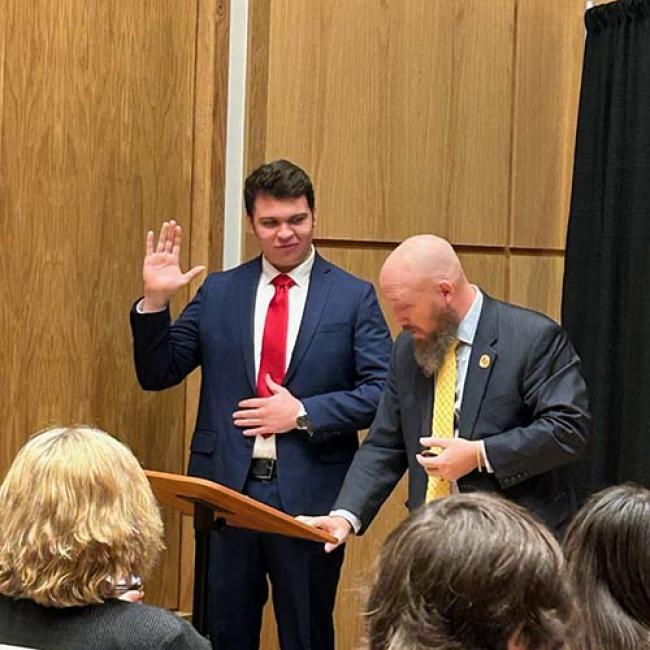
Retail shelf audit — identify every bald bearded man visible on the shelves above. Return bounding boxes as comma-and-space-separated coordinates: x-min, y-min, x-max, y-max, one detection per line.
302, 235, 591, 547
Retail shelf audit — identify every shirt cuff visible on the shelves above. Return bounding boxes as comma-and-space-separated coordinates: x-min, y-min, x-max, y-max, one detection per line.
481, 440, 494, 473
135, 298, 166, 314
329, 509, 361, 534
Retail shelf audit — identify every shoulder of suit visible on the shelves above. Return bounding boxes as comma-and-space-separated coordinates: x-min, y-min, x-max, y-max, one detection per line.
485, 294, 564, 336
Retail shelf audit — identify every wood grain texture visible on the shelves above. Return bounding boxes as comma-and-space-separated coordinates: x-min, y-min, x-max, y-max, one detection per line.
243, 0, 273, 260
458, 251, 508, 301
510, 0, 585, 249
0, 0, 198, 608
180, 0, 230, 614
509, 253, 565, 323
259, 0, 514, 246
246, 0, 272, 173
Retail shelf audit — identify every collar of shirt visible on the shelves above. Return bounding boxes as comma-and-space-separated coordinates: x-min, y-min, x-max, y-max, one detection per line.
260, 246, 316, 287
456, 285, 483, 346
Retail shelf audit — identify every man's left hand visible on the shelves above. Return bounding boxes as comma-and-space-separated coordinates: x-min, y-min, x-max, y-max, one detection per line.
233, 375, 302, 436
416, 436, 480, 481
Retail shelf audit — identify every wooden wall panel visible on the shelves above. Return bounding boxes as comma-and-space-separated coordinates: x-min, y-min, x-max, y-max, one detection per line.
511, 0, 585, 249
259, 0, 513, 246
180, 0, 231, 615
509, 254, 565, 323
441, 2, 514, 246
458, 252, 508, 302
0, 0, 198, 609
316, 244, 392, 322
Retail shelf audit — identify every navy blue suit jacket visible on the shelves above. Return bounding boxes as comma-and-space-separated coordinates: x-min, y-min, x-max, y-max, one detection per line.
130, 253, 391, 515
333, 294, 591, 533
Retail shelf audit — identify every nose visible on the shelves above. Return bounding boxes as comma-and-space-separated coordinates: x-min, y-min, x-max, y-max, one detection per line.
277, 222, 294, 240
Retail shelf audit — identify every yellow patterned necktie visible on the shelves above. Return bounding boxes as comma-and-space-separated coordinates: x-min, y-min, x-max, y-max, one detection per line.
426, 339, 459, 502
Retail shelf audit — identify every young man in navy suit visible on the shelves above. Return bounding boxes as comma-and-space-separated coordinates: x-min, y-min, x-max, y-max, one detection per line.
130, 160, 391, 649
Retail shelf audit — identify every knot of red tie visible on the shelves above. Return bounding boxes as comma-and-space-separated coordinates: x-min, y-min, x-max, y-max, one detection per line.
272, 273, 295, 289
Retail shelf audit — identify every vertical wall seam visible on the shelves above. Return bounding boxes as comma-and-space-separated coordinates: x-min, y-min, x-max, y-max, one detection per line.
222, 0, 249, 269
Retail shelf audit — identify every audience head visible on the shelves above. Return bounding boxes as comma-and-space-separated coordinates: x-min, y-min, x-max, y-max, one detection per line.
0, 426, 164, 607
366, 493, 572, 650
563, 483, 650, 649
379, 235, 475, 377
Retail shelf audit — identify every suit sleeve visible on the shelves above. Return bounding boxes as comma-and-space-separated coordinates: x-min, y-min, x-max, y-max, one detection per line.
483, 323, 591, 489
331, 340, 409, 532
129, 284, 205, 390
301, 283, 392, 443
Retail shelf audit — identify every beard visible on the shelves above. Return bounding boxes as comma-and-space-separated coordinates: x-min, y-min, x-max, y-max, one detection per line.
412, 308, 460, 378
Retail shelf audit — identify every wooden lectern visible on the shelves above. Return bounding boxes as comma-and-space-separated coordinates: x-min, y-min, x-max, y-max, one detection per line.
145, 470, 337, 635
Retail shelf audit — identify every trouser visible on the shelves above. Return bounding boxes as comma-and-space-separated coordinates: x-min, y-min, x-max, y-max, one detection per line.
206, 476, 345, 650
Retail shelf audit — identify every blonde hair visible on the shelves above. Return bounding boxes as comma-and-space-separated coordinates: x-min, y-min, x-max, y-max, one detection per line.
0, 426, 164, 607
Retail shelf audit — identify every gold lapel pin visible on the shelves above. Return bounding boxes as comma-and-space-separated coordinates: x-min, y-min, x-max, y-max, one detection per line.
479, 354, 491, 369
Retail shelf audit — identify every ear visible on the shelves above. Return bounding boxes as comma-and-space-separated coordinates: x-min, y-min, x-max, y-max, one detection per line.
311, 208, 317, 229
246, 215, 256, 235
438, 279, 453, 301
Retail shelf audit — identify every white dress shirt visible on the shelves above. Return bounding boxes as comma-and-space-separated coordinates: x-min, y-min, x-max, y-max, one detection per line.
252, 248, 315, 459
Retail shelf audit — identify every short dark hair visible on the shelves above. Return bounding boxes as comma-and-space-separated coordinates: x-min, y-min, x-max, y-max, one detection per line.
366, 493, 572, 650
244, 159, 315, 217
563, 484, 650, 650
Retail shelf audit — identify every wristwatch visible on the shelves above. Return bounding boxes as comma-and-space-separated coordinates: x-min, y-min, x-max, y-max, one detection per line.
296, 413, 314, 436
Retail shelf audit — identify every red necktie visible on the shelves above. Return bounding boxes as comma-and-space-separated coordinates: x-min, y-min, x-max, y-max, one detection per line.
257, 273, 295, 400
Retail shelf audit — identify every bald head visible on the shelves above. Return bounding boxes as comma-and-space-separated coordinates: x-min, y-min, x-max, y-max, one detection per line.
380, 235, 464, 289
379, 235, 475, 332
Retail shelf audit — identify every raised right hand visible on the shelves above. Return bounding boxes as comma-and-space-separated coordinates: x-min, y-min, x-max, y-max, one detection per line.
142, 220, 205, 311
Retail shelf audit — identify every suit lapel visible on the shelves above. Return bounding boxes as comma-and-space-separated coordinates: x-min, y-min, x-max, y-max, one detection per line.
237, 257, 261, 393
416, 364, 434, 439
413, 356, 434, 501
284, 254, 333, 384
458, 294, 498, 439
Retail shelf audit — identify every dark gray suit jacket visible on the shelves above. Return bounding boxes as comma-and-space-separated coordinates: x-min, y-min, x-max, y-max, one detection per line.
333, 293, 591, 534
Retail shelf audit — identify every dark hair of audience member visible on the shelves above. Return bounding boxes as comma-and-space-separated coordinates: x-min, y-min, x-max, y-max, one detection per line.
365, 492, 573, 650
563, 484, 650, 650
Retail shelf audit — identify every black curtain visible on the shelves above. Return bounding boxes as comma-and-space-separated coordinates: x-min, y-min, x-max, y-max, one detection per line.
563, 0, 650, 501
